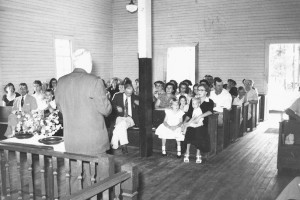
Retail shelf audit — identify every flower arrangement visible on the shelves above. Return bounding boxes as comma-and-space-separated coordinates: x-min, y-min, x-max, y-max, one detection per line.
13, 110, 63, 137
40, 110, 62, 137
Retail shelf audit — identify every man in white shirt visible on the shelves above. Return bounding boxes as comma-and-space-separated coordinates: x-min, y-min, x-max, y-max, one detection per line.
209, 77, 232, 126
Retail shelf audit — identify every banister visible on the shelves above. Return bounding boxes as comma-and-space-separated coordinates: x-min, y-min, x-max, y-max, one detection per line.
0, 142, 107, 162
61, 171, 131, 200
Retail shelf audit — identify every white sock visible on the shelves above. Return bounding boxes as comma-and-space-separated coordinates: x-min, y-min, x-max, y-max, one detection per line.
162, 146, 166, 153
177, 146, 181, 155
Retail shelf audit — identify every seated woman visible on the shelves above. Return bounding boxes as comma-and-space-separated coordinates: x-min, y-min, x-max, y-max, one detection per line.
108, 78, 119, 100
153, 80, 165, 102
182, 83, 214, 164
176, 82, 191, 103
2, 83, 20, 106
233, 86, 246, 106
169, 80, 178, 95
191, 83, 199, 97
49, 78, 58, 92
33, 80, 45, 111
4, 83, 38, 138
155, 82, 176, 109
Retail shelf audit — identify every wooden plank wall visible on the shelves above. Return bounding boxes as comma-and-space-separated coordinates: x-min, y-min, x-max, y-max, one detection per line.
0, 0, 113, 97
112, 0, 300, 93
112, 0, 138, 81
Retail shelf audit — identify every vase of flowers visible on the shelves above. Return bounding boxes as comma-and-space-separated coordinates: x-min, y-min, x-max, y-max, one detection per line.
13, 109, 63, 139
39, 110, 62, 137
13, 110, 42, 139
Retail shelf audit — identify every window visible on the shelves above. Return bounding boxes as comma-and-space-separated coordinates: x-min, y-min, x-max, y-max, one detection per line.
55, 38, 72, 79
166, 46, 196, 84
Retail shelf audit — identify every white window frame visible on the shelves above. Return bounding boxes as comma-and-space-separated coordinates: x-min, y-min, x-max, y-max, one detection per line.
54, 36, 74, 79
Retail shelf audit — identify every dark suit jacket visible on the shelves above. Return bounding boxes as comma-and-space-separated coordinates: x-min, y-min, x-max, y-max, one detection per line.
55, 68, 112, 155
112, 92, 139, 126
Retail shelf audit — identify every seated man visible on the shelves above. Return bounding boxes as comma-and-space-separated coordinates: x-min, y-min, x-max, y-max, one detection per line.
285, 97, 300, 122
209, 77, 232, 126
244, 79, 258, 104
5, 83, 38, 138
244, 79, 258, 123
111, 83, 139, 153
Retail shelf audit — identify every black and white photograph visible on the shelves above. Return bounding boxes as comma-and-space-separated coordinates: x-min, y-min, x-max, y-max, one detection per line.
0, 0, 300, 199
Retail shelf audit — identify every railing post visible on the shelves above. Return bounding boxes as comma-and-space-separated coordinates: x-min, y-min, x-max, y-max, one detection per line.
97, 154, 114, 200
121, 164, 138, 200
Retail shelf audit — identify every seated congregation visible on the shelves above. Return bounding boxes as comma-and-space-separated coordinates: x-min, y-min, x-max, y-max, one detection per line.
105, 75, 261, 164
1, 74, 261, 165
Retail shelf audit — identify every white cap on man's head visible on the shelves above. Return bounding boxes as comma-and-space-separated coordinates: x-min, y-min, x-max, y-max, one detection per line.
73, 49, 92, 73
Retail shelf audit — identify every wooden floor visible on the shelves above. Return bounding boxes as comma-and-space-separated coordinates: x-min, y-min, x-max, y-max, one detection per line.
113, 115, 299, 200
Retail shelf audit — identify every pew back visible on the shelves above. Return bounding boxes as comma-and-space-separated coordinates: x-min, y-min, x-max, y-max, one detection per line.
241, 102, 249, 135
230, 105, 241, 142
277, 120, 300, 173
0, 106, 12, 125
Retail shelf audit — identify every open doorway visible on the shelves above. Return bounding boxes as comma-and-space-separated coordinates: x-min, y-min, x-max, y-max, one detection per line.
268, 43, 300, 113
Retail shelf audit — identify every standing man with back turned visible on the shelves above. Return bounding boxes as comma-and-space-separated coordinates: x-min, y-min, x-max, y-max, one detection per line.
55, 49, 112, 155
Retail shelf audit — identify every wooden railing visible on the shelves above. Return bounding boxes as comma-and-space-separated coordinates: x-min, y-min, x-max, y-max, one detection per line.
0, 142, 138, 200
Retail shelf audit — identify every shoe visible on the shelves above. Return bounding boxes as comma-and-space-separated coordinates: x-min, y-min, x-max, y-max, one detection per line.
183, 154, 189, 163
196, 155, 202, 164
177, 151, 182, 159
121, 145, 128, 154
162, 150, 167, 157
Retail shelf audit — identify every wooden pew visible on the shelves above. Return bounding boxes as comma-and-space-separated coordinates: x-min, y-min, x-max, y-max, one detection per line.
216, 108, 231, 153
230, 105, 241, 142
0, 106, 12, 125
0, 142, 138, 200
277, 120, 300, 174
0, 106, 12, 139
241, 102, 249, 136
258, 94, 266, 122
248, 102, 257, 132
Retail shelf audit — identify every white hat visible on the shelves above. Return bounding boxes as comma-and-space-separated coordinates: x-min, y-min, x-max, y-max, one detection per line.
73, 49, 92, 73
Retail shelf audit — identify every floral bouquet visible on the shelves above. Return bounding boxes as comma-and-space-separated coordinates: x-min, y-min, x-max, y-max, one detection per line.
39, 110, 62, 137
13, 110, 42, 135
13, 109, 63, 137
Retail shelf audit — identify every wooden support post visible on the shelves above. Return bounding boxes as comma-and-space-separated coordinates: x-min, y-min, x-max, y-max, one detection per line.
121, 164, 138, 200
138, 0, 152, 157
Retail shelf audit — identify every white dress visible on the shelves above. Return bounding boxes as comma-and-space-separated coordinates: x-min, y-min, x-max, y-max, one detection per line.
155, 109, 185, 141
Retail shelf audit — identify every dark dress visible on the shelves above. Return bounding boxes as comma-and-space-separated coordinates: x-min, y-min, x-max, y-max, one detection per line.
184, 98, 214, 152
2, 93, 20, 106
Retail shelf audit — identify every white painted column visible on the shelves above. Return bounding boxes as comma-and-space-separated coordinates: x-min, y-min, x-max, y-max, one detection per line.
138, 0, 152, 58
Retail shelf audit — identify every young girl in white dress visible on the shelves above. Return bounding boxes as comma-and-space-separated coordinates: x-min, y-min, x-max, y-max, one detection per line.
155, 98, 185, 158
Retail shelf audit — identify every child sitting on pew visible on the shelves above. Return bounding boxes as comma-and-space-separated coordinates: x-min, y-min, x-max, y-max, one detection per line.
155, 98, 185, 158
182, 97, 205, 164
182, 98, 203, 134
